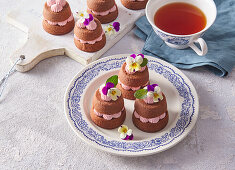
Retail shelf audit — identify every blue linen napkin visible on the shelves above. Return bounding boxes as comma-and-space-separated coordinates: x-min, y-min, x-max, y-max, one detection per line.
134, 0, 235, 76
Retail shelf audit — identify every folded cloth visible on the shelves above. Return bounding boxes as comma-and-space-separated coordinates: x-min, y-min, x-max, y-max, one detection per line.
134, 0, 235, 77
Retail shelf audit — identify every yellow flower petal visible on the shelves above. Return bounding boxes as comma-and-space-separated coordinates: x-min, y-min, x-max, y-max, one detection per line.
128, 65, 135, 72
129, 62, 141, 71
118, 125, 128, 133
153, 92, 159, 102
107, 88, 120, 101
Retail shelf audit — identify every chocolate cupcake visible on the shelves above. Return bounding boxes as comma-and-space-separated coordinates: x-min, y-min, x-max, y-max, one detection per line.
74, 13, 106, 52
132, 84, 168, 133
117, 54, 149, 100
90, 75, 126, 129
87, 0, 118, 24
43, 0, 75, 35
120, 0, 148, 10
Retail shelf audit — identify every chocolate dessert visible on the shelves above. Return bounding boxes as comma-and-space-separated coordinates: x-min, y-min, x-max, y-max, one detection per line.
120, 0, 148, 10
132, 84, 168, 133
74, 14, 106, 52
117, 54, 149, 100
87, 0, 118, 24
43, 0, 75, 35
90, 75, 126, 129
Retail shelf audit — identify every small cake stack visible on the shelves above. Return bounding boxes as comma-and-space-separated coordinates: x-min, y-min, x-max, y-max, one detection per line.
117, 54, 149, 100
120, 0, 149, 10
74, 14, 106, 52
90, 76, 126, 129
43, 0, 75, 35
133, 84, 168, 133
87, 0, 118, 24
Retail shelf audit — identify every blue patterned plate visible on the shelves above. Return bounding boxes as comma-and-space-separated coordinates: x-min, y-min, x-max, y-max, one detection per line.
64, 54, 199, 156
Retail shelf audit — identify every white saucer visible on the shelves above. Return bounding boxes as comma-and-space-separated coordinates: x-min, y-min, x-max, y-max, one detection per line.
64, 54, 199, 156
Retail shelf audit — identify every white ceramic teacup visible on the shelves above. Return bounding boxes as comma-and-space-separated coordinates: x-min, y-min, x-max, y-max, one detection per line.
146, 0, 217, 56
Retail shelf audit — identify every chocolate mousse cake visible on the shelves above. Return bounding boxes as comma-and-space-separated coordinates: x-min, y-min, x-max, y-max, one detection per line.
87, 0, 118, 24
74, 14, 106, 52
133, 84, 168, 133
120, 0, 148, 10
43, 0, 75, 35
117, 54, 149, 100
90, 75, 126, 129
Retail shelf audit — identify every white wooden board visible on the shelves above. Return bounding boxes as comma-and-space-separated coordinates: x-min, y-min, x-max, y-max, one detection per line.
7, 0, 145, 72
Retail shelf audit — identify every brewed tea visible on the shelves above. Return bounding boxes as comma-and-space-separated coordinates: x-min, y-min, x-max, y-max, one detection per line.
154, 3, 206, 35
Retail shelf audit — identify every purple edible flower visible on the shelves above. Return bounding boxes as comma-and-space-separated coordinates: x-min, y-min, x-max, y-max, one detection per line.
84, 18, 89, 26
106, 82, 114, 89
152, 84, 158, 88
123, 136, 128, 140
102, 82, 115, 95
130, 54, 136, 59
123, 134, 133, 140
147, 84, 158, 92
113, 22, 120, 32
147, 85, 154, 92
128, 134, 134, 140
102, 86, 108, 95
88, 14, 93, 22
130, 53, 144, 59
137, 53, 144, 58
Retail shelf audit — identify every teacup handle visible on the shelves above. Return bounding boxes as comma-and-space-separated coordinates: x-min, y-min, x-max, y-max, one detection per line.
189, 38, 208, 56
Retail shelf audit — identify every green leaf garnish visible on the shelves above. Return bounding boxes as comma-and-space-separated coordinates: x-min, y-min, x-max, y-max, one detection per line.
106, 75, 118, 87
140, 58, 148, 67
134, 89, 148, 99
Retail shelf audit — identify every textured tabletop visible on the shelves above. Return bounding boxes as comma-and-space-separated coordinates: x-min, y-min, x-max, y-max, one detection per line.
0, 0, 235, 169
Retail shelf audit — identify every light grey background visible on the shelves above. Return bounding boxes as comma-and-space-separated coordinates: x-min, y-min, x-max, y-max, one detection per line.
0, 0, 234, 169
